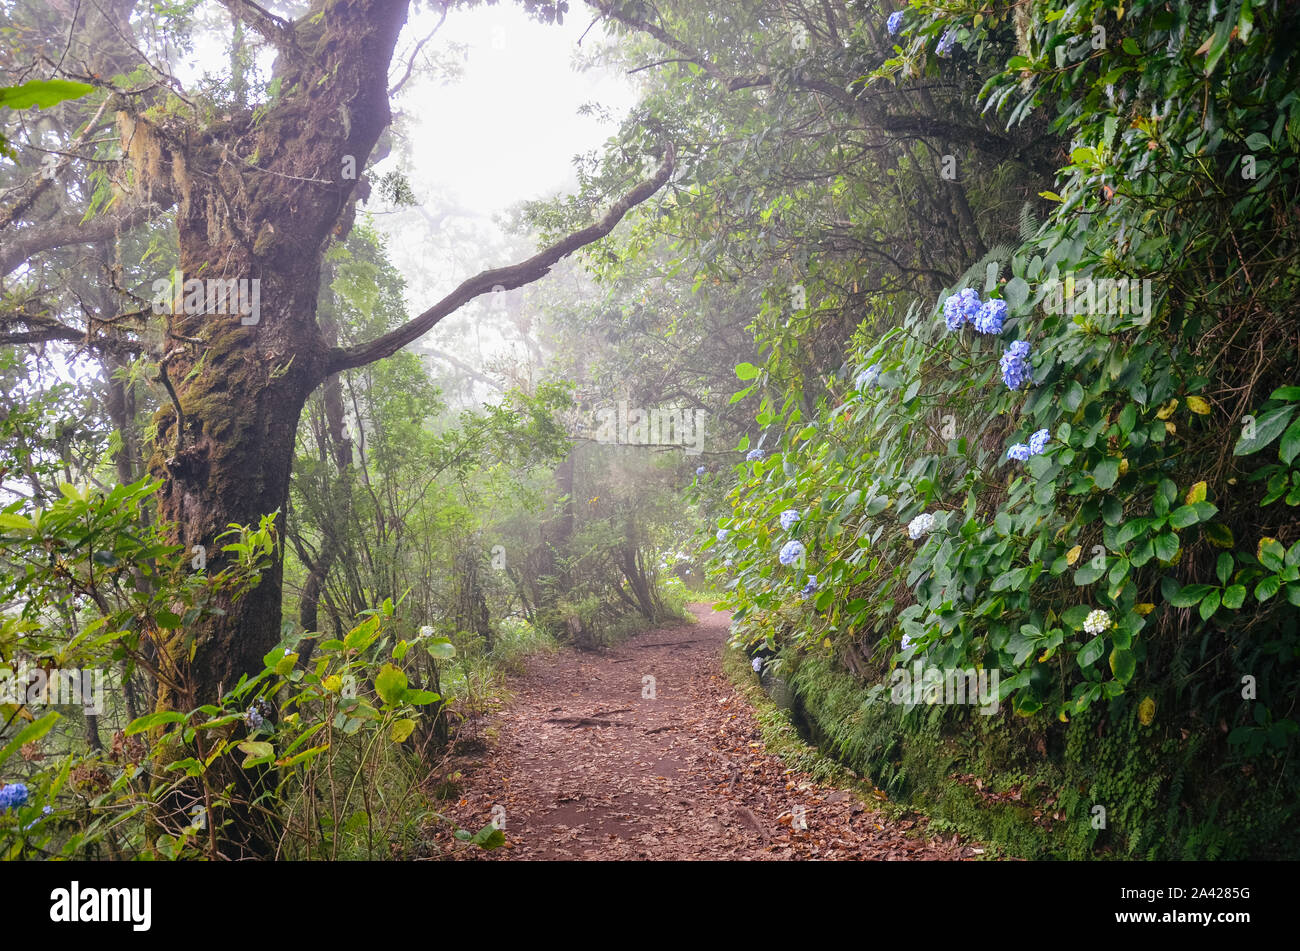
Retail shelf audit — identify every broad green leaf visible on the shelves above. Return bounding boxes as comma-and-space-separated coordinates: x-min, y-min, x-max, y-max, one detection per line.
1234, 406, 1295, 455
0, 711, 60, 766
374, 664, 408, 705
0, 79, 94, 110
125, 710, 188, 736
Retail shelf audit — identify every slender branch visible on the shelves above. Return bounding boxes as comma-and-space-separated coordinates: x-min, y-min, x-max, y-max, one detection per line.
217, 0, 296, 54
388, 7, 449, 98
326, 143, 676, 374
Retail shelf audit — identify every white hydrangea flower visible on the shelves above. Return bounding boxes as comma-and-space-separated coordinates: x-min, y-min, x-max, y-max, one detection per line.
907, 512, 935, 540
1083, 609, 1111, 636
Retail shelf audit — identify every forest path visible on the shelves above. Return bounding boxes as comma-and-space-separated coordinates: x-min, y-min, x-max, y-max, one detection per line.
431, 603, 977, 860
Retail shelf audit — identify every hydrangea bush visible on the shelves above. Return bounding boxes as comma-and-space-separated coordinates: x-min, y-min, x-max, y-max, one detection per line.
708, 0, 1300, 754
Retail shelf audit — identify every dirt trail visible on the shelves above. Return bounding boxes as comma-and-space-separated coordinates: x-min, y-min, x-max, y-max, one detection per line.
432, 604, 978, 860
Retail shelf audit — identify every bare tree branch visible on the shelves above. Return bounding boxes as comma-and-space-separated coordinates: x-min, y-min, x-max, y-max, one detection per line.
414, 344, 503, 390
326, 143, 676, 374
0, 201, 162, 276
216, 0, 296, 55
388, 6, 449, 97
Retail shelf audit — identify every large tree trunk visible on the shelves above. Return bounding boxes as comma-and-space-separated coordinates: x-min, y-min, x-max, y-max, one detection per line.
137, 1, 411, 715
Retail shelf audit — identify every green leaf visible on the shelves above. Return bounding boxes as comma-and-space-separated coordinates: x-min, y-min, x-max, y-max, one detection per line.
424, 637, 456, 660
1234, 406, 1295, 455
1259, 538, 1286, 572
0, 512, 34, 532
470, 824, 506, 849
344, 616, 380, 651
1198, 591, 1221, 621
125, 710, 188, 736
1170, 583, 1216, 607
1280, 418, 1300, 465
237, 741, 274, 767
1073, 563, 1105, 586
1245, 132, 1270, 152
1154, 532, 1179, 562
735, 362, 761, 381
0, 79, 95, 110
1078, 636, 1105, 669
1221, 585, 1247, 610
402, 689, 440, 705
1255, 575, 1282, 602
1109, 648, 1136, 683
0, 711, 60, 766
1093, 458, 1119, 489
374, 664, 408, 705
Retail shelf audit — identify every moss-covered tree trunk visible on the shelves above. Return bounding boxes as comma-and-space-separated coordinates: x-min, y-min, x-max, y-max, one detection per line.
133, 1, 410, 718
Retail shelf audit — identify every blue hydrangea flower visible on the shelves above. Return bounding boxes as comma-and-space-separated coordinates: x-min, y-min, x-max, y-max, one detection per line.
943, 288, 981, 330
937, 29, 956, 56
855, 363, 881, 389
1000, 340, 1032, 390
716, 529, 729, 542
887, 10, 904, 35
779, 509, 801, 531
1007, 443, 1031, 462
799, 575, 819, 600
0, 782, 30, 812
746, 449, 765, 462
1028, 428, 1051, 455
751, 656, 764, 673
901, 633, 916, 651
973, 299, 1007, 334
245, 706, 264, 731
696, 466, 706, 476
779, 540, 806, 566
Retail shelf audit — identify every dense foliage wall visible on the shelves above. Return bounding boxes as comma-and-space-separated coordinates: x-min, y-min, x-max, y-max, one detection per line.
708, 0, 1300, 857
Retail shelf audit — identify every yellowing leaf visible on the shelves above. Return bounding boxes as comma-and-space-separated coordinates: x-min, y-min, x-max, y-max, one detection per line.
1186, 395, 1211, 415
323, 675, 342, 693
1258, 537, 1278, 560
1138, 696, 1156, 725
1066, 545, 1082, 566
1165, 421, 1176, 435
1156, 398, 1179, 420
1118, 458, 1130, 476
1134, 603, 1155, 616
389, 718, 417, 743
1185, 481, 1207, 505
823, 637, 832, 648
1205, 522, 1234, 548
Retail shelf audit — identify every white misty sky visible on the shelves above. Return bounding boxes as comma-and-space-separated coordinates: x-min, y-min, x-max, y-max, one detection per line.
374, 4, 636, 318
391, 3, 635, 217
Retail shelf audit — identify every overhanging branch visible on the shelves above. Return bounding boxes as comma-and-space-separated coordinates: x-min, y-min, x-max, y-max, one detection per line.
325, 143, 675, 375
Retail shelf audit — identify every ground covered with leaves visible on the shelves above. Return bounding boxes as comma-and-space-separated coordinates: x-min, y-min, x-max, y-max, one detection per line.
429, 605, 980, 860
